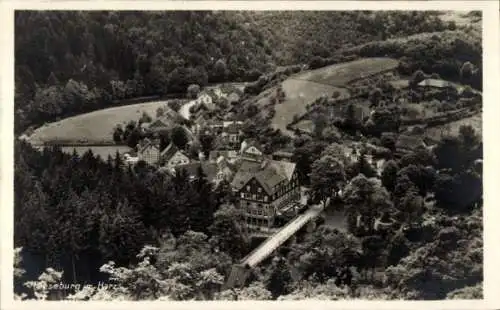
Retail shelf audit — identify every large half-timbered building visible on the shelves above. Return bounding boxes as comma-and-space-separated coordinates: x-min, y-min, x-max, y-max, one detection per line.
231, 149, 301, 235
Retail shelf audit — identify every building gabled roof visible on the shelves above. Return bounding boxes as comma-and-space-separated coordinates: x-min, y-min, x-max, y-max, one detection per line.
149, 115, 175, 130
230, 159, 296, 195
417, 79, 454, 89
138, 138, 160, 154
240, 139, 263, 154
160, 143, 180, 161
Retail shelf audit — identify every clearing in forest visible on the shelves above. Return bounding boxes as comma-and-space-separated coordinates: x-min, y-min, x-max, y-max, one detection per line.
271, 79, 349, 134
293, 57, 399, 86
425, 113, 482, 140
27, 100, 181, 145
267, 58, 399, 135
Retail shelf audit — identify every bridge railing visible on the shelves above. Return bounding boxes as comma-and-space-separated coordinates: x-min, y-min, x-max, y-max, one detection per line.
241, 200, 329, 267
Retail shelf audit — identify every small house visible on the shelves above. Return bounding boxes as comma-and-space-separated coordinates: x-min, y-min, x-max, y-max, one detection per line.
240, 139, 264, 160
148, 115, 175, 133
222, 121, 243, 148
137, 138, 161, 166
160, 142, 190, 168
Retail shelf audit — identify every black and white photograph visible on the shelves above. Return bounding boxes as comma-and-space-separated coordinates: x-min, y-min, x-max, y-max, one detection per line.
3, 1, 498, 305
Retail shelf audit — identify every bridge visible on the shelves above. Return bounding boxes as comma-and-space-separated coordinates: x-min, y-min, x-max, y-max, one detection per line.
223, 198, 330, 290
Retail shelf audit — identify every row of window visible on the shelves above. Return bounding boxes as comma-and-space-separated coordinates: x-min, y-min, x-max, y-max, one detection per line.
247, 204, 270, 216
246, 217, 270, 228
241, 192, 269, 202
243, 183, 299, 202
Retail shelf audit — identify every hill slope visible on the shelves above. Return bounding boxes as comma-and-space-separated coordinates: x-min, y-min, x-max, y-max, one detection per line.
15, 11, 459, 133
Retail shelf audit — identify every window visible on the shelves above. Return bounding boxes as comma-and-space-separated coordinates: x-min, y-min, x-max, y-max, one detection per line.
240, 192, 244, 198
258, 187, 262, 193
264, 195, 268, 202
252, 194, 256, 200
246, 185, 250, 191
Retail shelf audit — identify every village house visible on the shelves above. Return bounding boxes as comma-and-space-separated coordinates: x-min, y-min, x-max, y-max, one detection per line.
231, 155, 301, 236
167, 157, 236, 186
137, 138, 161, 166
160, 142, 190, 168
230, 142, 301, 236
417, 78, 455, 90
148, 115, 175, 133
240, 139, 264, 160
221, 121, 243, 148
417, 78, 459, 100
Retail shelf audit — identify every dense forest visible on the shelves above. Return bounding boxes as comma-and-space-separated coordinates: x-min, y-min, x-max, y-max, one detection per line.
14, 140, 244, 291
15, 11, 462, 133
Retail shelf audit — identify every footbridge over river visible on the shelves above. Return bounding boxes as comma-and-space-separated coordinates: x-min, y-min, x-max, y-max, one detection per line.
223, 198, 330, 290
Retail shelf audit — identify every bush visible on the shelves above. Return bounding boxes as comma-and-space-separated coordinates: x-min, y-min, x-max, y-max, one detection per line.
187, 84, 201, 99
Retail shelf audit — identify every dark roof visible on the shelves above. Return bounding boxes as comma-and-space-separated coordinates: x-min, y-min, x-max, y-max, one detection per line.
230, 159, 296, 195
160, 143, 180, 161
149, 116, 174, 130
164, 108, 180, 119
138, 138, 159, 154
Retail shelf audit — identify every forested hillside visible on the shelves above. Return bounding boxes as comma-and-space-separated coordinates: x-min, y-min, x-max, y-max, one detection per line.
15, 11, 459, 133
14, 140, 240, 292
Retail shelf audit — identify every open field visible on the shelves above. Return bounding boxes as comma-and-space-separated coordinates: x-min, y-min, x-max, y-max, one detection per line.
425, 113, 482, 140
32, 145, 133, 160
294, 58, 399, 86
271, 79, 349, 134
264, 58, 398, 135
27, 100, 181, 144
